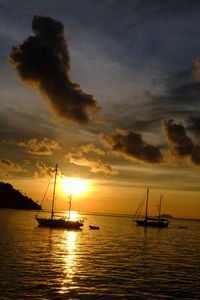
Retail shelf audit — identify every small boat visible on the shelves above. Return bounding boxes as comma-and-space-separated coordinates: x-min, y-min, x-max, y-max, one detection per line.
35, 165, 84, 229
89, 225, 100, 230
134, 188, 169, 228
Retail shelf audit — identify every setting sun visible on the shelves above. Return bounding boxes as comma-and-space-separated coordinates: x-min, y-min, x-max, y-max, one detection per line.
62, 177, 88, 196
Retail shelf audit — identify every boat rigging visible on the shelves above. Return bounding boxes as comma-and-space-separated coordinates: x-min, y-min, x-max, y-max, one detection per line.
133, 188, 169, 228
35, 165, 84, 229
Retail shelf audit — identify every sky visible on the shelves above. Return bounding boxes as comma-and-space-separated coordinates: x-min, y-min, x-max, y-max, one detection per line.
1, 0, 200, 219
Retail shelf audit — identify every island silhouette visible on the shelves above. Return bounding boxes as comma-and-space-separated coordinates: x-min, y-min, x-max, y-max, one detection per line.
0, 181, 41, 210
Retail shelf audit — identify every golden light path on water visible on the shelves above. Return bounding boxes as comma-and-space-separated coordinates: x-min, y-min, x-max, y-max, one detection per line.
59, 231, 78, 294
66, 210, 79, 221
52, 176, 87, 293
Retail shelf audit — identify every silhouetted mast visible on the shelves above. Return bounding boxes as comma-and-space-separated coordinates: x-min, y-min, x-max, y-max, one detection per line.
68, 192, 72, 220
51, 164, 58, 220
145, 188, 149, 222
158, 194, 162, 222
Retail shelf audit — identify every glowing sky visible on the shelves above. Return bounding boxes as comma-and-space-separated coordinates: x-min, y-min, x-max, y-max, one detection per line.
1, 0, 200, 218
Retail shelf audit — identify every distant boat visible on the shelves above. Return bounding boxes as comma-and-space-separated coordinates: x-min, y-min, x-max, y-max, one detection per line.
89, 225, 100, 230
134, 188, 169, 228
35, 165, 84, 229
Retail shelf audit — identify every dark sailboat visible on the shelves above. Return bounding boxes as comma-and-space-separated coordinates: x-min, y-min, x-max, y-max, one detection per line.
35, 165, 84, 229
134, 188, 169, 228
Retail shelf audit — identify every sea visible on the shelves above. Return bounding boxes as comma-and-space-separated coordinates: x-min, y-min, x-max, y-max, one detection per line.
0, 209, 200, 299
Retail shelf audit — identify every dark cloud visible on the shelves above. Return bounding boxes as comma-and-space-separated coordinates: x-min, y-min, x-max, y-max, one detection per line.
187, 115, 200, 137
163, 118, 193, 156
100, 128, 163, 164
9, 15, 100, 124
165, 81, 200, 106
193, 57, 200, 81
99, 119, 200, 167
163, 118, 200, 166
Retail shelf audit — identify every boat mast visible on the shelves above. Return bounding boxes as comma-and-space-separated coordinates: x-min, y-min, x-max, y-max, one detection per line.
51, 164, 58, 220
68, 192, 72, 220
158, 194, 162, 222
145, 188, 149, 222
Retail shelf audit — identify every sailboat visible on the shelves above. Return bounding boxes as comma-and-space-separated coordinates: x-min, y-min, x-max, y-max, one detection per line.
134, 188, 169, 228
35, 165, 84, 229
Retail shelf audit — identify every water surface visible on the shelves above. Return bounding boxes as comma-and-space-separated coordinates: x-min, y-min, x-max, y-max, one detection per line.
0, 209, 200, 299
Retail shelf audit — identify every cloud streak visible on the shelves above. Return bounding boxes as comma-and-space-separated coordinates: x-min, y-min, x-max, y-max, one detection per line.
35, 161, 55, 178
14, 137, 60, 155
66, 143, 118, 175
9, 15, 100, 124
0, 158, 26, 177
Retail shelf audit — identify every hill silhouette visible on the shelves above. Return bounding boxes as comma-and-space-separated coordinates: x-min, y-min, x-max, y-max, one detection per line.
0, 181, 41, 210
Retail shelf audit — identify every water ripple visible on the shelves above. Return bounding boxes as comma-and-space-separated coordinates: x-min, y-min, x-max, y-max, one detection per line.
0, 210, 200, 299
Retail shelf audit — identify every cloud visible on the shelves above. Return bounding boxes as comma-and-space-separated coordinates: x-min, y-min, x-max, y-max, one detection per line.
100, 128, 163, 164
77, 143, 106, 156
9, 15, 100, 124
66, 143, 118, 175
129, 89, 154, 101
187, 115, 200, 138
193, 57, 200, 81
35, 161, 55, 178
163, 118, 200, 166
0, 158, 26, 177
121, 66, 200, 136
163, 119, 194, 156
99, 118, 200, 168
23, 159, 32, 165
15, 137, 60, 155
67, 154, 118, 175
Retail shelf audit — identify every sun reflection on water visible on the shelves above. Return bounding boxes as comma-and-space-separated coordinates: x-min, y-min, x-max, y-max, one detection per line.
66, 210, 79, 221
59, 231, 78, 294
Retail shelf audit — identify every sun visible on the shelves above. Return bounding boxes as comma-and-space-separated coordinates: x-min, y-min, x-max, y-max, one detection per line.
62, 177, 88, 196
